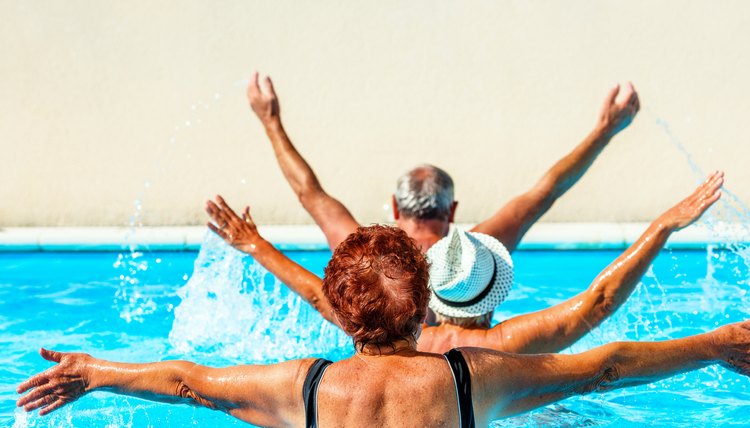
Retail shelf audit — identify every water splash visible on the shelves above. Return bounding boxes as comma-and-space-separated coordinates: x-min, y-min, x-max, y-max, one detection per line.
657, 118, 750, 279
113, 88, 230, 323
168, 232, 352, 363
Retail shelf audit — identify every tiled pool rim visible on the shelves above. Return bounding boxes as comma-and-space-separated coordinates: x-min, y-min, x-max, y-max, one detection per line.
1, 223, 747, 251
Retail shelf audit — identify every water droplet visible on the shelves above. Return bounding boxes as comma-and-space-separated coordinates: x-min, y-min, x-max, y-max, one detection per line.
240, 178, 247, 185
185, 120, 191, 127
213, 93, 221, 100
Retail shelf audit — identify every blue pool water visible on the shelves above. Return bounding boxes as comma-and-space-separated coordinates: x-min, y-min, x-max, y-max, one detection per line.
1, 233, 749, 427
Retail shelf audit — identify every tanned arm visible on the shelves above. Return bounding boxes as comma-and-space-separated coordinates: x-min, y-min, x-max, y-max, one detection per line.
206, 195, 340, 327
16, 348, 312, 426
248, 72, 360, 250
471, 83, 640, 252
485, 171, 723, 354
470, 319, 750, 426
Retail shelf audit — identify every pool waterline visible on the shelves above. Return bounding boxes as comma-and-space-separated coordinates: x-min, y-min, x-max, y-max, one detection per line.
1, 222, 747, 252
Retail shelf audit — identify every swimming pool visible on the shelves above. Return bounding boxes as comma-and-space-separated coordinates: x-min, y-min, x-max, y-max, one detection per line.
1, 232, 749, 427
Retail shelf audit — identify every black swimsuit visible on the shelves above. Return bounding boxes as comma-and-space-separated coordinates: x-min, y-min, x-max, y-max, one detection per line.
302, 349, 475, 428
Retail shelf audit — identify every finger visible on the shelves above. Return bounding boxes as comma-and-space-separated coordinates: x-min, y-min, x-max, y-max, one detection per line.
617, 82, 636, 108
215, 195, 242, 226
38, 397, 67, 416
207, 222, 229, 240
247, 71, 260, 97
242, 206, 257, 226
602, 84, 620, 108
264, 76, 276, 97
211, 196, 235, 223
40, 348, 62, 363
205, 200, 218, 218
17, 370, 52, 394
23, 393, 57, 412
17, 382, 55, 407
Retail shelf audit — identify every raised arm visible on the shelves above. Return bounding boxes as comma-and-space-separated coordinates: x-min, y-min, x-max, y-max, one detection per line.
486, 171, 724, 354
470, 319, 750, 425
16, 348, 310, 426
471, 83, 640, 252
248, 72, 359, 250
206, 195, 340, 327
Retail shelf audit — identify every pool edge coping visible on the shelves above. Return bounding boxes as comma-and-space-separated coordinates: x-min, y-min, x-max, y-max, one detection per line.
1, 223, 747, 251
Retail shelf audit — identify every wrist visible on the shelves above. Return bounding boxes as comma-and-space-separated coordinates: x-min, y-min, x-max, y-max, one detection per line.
238, 235, 269, 256
653, 215, 678, 234
702, 330, 725, 364
592, 122, 616, 143
83, 356, 105, 391
263, 118, 284, 133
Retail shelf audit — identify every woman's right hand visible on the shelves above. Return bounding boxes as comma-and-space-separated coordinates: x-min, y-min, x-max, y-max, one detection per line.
206, 195, 264, 255
17, 348, 92, 415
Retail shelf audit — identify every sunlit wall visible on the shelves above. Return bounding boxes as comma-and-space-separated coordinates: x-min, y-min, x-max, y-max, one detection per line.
2, 1, 748, 226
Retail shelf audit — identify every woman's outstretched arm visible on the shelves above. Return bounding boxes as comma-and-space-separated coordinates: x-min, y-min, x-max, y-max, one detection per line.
485, 171, 723, 353
17, 348, 310, 426
471, 319, 750, 426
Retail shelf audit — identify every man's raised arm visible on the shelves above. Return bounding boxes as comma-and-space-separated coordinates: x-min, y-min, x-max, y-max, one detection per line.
206, 195, 340, 328
471, 319, 750, 425
248, 72, 359, 250
471, 83, 640, 252
485, 171, 723, 354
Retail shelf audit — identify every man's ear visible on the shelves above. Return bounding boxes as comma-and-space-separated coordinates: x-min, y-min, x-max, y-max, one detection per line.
391, 195, 400, 220
448, 201, 458, 223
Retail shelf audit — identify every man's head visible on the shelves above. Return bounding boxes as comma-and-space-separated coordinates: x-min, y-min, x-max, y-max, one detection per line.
322, 225, 430, 350
393, 164, 457, 223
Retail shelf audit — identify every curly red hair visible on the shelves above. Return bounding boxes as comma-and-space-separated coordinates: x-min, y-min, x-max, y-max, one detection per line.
322, 225, 430, 349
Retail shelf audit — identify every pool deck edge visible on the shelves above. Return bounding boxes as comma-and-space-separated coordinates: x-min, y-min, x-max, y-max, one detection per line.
1, 223, 747, 251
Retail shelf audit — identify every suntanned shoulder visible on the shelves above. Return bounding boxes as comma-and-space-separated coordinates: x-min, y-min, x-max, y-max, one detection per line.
224, 358, 319, 427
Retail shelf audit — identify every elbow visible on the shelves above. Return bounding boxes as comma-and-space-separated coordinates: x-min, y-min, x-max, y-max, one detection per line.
295, 180, 325, 206
583, 365, 621, 394
173, 363, 221, 410
584, 287, 618, 327
174, 381, 216, 409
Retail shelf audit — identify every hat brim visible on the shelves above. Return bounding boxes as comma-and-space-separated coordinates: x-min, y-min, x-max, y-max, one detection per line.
428, 232, 514, 318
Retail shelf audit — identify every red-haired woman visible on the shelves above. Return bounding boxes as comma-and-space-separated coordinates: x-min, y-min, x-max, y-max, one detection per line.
17, 226, 750, 427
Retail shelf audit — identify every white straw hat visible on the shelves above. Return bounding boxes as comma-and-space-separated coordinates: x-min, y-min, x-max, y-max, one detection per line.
426, 226, 514, 318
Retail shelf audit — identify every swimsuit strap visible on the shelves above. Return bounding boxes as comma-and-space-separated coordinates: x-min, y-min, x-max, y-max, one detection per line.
302, 358, 333, 428
443, 349, 476, 428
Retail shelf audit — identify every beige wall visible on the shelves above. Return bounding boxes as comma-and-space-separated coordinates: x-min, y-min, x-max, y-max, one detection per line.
2, 1, 749, 227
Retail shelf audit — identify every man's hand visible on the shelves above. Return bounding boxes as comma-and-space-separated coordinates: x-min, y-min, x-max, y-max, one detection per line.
247, 71, 281, 127
714, 320, 750, 376
597, 82, 640, 137
659, 171, 723, 231
206, 195, 263, 255
17, 348, 91, 415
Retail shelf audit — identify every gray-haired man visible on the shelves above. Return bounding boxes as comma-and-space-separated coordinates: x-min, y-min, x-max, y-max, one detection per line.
242, 72, 647, 333
247, 72, 639, 254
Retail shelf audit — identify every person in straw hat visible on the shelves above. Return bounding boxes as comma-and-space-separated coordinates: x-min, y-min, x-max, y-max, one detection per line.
17, 225, 750, 427
207, 171, 724, 354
